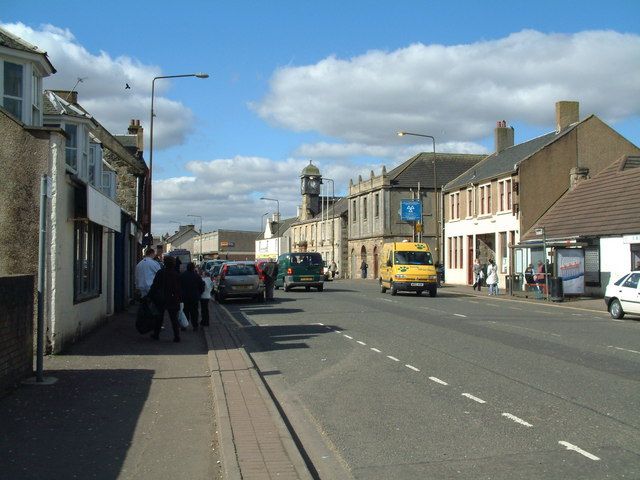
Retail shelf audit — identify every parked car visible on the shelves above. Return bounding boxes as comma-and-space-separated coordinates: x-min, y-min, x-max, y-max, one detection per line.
214, 261, 265, 303
604, 270, 640, 319
275, 252, 324, 292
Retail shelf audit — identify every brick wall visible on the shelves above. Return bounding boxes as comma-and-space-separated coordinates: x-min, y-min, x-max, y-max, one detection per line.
0, 275, 35, 394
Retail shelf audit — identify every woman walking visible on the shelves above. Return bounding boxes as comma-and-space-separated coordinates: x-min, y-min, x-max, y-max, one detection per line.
148, 256, 182, 342
199, 268, 213, 326
472, 258, 483, 291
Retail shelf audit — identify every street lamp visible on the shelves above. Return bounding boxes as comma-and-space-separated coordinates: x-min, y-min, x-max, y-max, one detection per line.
148, 72, 209, 236
260, 197, 280, 257
323, 178, 335, 262
397, 131, 439, 263
187, 214, 203, 262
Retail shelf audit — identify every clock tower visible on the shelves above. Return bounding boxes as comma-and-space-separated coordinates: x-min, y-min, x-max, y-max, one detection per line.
300, 161, 321, 221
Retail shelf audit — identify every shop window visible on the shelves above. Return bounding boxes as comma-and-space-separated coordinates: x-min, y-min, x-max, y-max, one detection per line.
2, 61, 23, 120
74, 221, 102, 302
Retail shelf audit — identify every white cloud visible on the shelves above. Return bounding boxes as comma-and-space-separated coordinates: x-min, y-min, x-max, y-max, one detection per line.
294, 141, 488, 160
254, 30, 640, 145
1, 22, 196, 150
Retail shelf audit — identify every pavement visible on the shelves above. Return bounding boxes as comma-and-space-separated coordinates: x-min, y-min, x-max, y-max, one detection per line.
0, 283, 607, 480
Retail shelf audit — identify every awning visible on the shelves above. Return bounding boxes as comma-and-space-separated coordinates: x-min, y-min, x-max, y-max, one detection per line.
87, 184, 121, 232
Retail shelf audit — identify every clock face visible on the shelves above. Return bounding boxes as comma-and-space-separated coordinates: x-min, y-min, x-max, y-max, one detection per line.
309, 179, 319, 189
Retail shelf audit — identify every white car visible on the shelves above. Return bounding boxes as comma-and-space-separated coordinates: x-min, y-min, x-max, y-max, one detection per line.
604, 271, 640, 319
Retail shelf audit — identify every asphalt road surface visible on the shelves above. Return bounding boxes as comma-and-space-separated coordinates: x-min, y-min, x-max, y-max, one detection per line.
217, 280, 640, 479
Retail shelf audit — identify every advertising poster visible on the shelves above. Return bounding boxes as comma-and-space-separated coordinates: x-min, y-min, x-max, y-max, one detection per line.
557, 248, 585, 294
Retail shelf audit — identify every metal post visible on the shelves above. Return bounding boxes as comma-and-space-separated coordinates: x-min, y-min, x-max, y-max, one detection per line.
36, 175, 47, 382
543, 230, 549, 302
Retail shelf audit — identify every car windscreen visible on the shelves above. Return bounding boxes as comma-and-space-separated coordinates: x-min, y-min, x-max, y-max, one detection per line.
394, 251, 433, 266
290, 253, 323, 266
613, 274, 629, 286
210, 265, 221, 275
227, 264, 257, 276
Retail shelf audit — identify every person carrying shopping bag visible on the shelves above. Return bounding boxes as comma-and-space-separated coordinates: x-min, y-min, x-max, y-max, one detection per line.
486, 259, 499, 296
148, 256, 182, 342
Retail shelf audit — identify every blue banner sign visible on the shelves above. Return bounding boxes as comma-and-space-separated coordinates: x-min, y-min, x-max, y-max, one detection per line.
400, 200, 422, 222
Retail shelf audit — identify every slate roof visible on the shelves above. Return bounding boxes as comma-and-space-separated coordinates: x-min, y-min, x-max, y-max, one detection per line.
257, 216, 299, 240
444, 121, 584, 191
43, 91, 91, 119
520, 155, 640, 242
0, 26, 56, 73
293, 197, 348, 225
388, 152, 485, 189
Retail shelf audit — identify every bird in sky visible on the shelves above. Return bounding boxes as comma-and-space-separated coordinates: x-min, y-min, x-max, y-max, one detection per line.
125, 83, 130, 89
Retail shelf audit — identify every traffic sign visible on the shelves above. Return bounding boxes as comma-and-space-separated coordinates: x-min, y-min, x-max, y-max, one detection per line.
220, 241, 235, 248
400, 200, 422, 221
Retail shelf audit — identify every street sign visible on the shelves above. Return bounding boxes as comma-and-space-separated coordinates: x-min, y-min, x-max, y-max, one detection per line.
220, 241, 235, 248
400, 200, 422, 222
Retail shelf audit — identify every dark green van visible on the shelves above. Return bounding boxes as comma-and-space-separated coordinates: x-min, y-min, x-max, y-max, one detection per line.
275, 252, 324, 292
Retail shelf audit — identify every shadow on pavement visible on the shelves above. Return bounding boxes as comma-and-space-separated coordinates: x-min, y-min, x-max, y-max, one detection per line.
242, 324, 341, 353
0, 368, 152, 480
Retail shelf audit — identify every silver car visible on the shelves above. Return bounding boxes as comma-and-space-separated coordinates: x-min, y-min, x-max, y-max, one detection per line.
214, 261, 265, 303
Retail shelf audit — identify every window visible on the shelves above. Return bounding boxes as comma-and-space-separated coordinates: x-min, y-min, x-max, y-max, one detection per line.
363, 196, 368, 221
467, 188, 473, 217
479, 184, 491, 215
498, 179, 512, 212
453, 237, 458, 268
449, 192, 460, 220
3, 61, 24, 120
447, 237, 452, 269
622, 273, 640, 289
88, 143, 102, 186
374, 193, 380, 217
65, 124, 79, 171
352, 200, 357, 222
74, 221, 102, 302
31, 70, 41, 125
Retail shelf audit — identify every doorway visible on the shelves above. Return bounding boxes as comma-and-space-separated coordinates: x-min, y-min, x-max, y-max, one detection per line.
373, 245, 379, 279
467, 235, 474, 284
360, 245, 367, 278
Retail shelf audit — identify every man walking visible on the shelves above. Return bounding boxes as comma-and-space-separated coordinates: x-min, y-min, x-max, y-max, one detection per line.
180, 262, 205, 331
135, 247, 161, 298
262, 259, 278, 301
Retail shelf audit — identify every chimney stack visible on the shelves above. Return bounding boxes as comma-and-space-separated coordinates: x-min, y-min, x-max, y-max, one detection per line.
494, 120, 514, 153
128, 119, 144, 151
556, 101, 579, 132
52, 90, 78, 104
569, 166, 589, 189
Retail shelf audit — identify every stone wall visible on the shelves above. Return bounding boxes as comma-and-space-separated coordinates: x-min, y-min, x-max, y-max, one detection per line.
0, 275, 34, 394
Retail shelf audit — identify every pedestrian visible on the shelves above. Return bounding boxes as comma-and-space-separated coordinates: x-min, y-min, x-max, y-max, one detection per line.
472, 258, 483, 291
360, 259, 368, 279
180, 262, 205, 331
262, 259, 278, 301
330, 260, 337, 279
486, 259, 499, 296
524, 263, 535, 292
135, 247, 161, 299
199, 268, 213, 327
534, 260, 545, 290
148, 255, 182, 342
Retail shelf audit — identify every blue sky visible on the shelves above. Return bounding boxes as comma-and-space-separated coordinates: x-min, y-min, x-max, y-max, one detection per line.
2, 0, 639, 235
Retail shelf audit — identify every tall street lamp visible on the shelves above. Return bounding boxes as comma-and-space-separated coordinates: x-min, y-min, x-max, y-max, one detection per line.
260, 197, 280, 257
187, 214, 203, 262
148, 72, 209, 236
397, 131, 439, 264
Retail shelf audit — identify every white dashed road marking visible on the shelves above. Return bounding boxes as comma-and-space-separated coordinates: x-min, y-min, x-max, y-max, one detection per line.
453, 313, 467, 318
405, 364, 420, 372
429, 377, 448, 385
559, 441, 600, 461
462, 393, 486, 404
608, 345, 640, 355
356, 340, 367, 346
370, 348, 381, 353
387, 356, 400, 362
343, 334, 353, 339
502, 413, 533, 427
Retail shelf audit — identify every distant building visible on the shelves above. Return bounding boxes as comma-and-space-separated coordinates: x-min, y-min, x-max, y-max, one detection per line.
195, 229, 260, 261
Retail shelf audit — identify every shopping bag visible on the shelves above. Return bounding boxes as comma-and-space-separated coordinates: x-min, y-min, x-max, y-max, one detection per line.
136, 299, 155, 334
178, 303, 189, 328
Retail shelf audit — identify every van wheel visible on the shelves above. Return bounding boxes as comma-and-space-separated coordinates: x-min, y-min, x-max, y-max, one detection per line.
318, 285, 324, 292
380, 279, 387, 293
429, 288, 437, 297
609, 299, 624, 319
416, 290, 422, 296
305, 286, 311, 292
390, 283, 398, 296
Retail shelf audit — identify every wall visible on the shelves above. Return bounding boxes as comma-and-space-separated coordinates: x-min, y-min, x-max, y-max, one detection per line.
0, 275, 34, 394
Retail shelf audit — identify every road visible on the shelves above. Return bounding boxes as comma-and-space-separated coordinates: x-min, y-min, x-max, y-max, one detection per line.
216, 280, 640, 479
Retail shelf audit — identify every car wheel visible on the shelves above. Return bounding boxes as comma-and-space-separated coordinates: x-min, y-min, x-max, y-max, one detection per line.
318, 284, 324, 292
390, 283, 398, 296
380, 279, 387, 294
429, 288, 437, 297
416, 290, 422, 296
305, 286, 311, 292
609, 298, 624, 319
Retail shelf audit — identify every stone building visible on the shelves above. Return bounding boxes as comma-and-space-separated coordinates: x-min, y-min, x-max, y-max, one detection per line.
347, 152, 485, 279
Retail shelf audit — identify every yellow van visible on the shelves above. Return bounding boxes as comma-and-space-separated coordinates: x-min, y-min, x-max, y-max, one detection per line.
379, 242, 438, 296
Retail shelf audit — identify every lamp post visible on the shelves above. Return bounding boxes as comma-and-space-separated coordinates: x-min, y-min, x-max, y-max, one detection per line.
260, 197, 280, 257
535, 227, 549, 301
323, 178, 335, 262
397, 132, 439, 263
187, 214, 203, 262
148, 72, 209, 236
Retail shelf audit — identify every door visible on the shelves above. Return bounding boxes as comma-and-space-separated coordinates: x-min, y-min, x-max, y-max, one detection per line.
373, 246, 379, 279
619, 272, 640, 314
467, 235, 474, 284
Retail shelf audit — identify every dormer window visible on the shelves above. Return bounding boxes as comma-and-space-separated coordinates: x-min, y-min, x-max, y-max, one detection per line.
65, 124, 79, 171
2, 61, 23, 120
